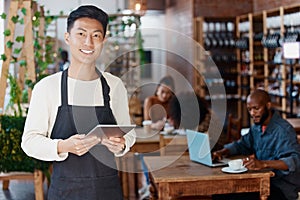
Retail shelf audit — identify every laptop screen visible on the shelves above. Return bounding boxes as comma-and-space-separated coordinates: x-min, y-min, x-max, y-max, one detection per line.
186, 129, 215, 166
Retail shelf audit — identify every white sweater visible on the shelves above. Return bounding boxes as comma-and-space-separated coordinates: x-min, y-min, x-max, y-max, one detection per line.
21, 71, 136, 161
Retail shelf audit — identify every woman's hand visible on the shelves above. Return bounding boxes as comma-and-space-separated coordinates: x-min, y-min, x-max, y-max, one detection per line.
58, 134, 101, 156
101, 137, 126, 154
151, 119, 166, 130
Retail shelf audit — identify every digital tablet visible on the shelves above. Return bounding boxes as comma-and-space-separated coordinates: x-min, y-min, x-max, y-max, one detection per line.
86, 124, 136, 139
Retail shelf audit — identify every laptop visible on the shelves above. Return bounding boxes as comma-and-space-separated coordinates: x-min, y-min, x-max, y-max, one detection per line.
186, 129, 229, 167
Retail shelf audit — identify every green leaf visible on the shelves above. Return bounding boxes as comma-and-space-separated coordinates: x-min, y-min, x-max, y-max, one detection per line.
19, 18, 24, 25
6, 41, 14, 48
11, 15, 19, 24
0, 54, 7, 61
0, 13, 6, 19
19, 60, 27, 67
34, 11, 41, 18
45, 44, 52, 51
21, 8, 27, 16
32, 19, 40, 27
11, 56, 17, 63
13, 48, 22, 54
15, 36, 25, 43
3, 29, 11, 37
34, 51, 41, 59
33, 40, 40, 49
10, 56, 18, 63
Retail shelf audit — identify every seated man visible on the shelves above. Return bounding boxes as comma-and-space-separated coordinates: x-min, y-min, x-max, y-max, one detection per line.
213, 89, 300, 200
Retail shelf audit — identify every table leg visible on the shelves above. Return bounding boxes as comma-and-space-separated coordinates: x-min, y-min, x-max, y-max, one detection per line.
148, 173, 158, 200
2, 180, 9, 190
34, 170, 44, 200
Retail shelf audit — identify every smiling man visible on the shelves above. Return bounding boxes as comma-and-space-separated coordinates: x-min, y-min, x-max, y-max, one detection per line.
21, 5, 135, 200
212, 89, 300, 200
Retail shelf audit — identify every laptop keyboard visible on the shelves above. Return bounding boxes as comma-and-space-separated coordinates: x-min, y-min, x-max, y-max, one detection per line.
212, 159, 225, 164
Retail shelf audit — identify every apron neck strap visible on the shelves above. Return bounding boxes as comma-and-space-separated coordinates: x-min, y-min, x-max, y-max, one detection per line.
96, 69, 111, 107
61, 69, 68, 106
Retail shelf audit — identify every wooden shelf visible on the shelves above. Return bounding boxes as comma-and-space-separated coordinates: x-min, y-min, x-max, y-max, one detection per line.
235, 4, 300, 121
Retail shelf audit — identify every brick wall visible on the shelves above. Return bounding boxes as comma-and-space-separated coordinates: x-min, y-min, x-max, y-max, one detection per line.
194, 0, 253, 17
253, 0, 300, 12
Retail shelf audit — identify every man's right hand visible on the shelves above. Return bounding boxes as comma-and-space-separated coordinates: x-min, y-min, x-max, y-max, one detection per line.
58, 134, 101, 156
212, 148, 230, 160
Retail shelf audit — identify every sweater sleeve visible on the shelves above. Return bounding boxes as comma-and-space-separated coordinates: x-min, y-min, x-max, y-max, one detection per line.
21, 75, 68, 161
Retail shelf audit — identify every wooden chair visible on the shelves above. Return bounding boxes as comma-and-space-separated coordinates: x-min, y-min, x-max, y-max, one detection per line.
226, 113, 242, 143
0, 170, 45, 200
159, 134, 188, 156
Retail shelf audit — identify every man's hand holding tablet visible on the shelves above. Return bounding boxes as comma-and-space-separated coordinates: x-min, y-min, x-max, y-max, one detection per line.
85, 124, 136, 140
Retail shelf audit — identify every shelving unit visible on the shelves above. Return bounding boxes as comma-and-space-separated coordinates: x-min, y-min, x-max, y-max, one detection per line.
193, 17, 238, 118
236, 14, 251, 127
235, 4, 300, 121
103, 14, 142, 96
263, 7, 287, 118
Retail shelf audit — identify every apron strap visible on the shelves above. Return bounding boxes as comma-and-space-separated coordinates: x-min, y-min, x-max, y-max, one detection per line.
96, 69, 111, 107
61, 69, 68, 106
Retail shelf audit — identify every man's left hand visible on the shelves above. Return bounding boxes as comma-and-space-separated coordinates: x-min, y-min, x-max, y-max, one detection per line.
101, 137, 126, 154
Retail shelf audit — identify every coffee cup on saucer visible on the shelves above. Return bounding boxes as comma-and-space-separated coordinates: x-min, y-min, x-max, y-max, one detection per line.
228, 159, 244, 171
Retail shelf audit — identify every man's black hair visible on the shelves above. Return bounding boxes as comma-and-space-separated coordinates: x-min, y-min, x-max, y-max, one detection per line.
67, 5, 109, 37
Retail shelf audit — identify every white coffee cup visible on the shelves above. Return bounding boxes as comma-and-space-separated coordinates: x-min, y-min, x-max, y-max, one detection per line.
228, 159, 244, 171
164, 123, 174, 134
142, 120, 152, 134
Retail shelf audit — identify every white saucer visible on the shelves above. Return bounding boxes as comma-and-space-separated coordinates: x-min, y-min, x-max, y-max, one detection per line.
221, 167, 248, 173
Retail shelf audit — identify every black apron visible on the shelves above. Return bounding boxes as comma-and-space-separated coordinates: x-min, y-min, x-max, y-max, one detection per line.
48, 69, 123, 200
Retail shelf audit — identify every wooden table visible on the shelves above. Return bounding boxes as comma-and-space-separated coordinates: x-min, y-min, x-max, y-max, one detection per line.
144, 156, 274, 200
159, 134, 188, 156
130, 127, 160, 154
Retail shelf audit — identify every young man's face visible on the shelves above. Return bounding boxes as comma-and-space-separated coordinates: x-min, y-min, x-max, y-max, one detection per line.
246, 96, 270, 125
64, 17, 105, 66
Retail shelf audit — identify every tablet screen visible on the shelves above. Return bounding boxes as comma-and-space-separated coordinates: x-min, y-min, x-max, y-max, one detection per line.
86, 124, 136, 139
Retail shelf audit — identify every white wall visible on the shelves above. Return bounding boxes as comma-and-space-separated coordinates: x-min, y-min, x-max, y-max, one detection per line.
140, 13, 166, 83
138, 13, 166, 101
